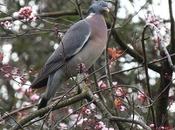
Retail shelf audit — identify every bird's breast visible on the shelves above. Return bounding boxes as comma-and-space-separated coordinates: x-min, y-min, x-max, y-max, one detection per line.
64, 39, 106, 76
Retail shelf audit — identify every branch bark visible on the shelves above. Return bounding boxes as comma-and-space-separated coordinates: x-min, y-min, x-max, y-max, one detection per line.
155, 0, 175, 126
11, 91, 88, 130
11, 74, 151, 130
111, 29, 161, 73
141, 25, 156, 126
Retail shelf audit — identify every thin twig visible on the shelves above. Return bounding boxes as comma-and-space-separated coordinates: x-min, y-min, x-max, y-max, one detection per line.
0, 10, 79, 22
110, 116, 151, 130
105, 0, 118, 100
72, 0, 83, 19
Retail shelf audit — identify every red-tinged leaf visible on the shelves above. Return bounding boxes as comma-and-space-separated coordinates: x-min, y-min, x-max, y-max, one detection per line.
114, 98, 122, 108
114, 98, 126, 111
107, 48, 123, 61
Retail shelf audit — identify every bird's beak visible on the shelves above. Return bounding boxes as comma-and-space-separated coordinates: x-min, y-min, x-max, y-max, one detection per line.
103, 7, 110, 12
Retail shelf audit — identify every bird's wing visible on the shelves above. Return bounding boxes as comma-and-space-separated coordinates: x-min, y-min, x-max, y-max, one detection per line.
31, 20, 91, 88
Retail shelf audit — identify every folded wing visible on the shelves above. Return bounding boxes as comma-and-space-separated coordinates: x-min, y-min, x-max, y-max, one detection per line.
31, 20, 91, 88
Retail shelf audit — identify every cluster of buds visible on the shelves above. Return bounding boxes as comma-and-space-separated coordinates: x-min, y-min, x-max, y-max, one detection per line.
59, 122, 68, 130
149, 124, 173, 130
115, 87, 127, 97
81, 107, 91, 115
0, 21, 12, 30
25, 88, 39, 102
145, 11, 169, 49
145, 11, 161, 27
137, 91, 147, 104
95, 121, 106, 130
98, 80, 108, 90
95, 121, 114, 130
0, 55, 27, 85
0, 65, 20, 78
0, 6, 37, 30
18, 6, 37, 21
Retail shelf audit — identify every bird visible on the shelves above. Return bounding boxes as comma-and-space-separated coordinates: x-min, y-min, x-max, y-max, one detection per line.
31, 0, 110, 109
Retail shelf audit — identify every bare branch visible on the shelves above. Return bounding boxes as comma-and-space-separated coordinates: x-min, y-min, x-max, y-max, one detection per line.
0, 10, 80, 22
141, 25, 156, 126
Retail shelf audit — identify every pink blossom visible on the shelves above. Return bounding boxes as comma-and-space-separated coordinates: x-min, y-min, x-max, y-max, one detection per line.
112, 81, 117, 86
95, 121, 105, 130
4, 73, 11, 78
137, 91, 147, 103
0, 21, 12, 29
160, 126, 166, 130
98, 80, 107, 90
18, 6, 36, 21
95, 121, 114, 130
59, 123, 68, 130
115, 87, 126, 97
26, 88, 33, 94
119, 105, 127, 111
81, 107, 91, 115
30, 94, 39, 102
145, 11, 161, 27
149, 123, 155, 128
0, 64, 26, 86
84, 108, 91, 115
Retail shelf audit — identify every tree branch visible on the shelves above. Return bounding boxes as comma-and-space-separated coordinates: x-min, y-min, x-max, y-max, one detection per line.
111, 29, 161, 73
110, 116, 151, 130
0, 10, 80, 22
11, 91, 88, 130
141, 25, 156, 126
168, 0, 175, 53
155, 0, 174, 126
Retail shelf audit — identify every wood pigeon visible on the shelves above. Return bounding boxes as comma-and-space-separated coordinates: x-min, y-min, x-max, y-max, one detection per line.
31, 1, 110, 109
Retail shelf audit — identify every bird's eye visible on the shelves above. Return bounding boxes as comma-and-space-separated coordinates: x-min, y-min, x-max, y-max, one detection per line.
99, 2, 103, 6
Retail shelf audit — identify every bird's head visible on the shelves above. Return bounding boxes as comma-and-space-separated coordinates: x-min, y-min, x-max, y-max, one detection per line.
88, 1, 111, 15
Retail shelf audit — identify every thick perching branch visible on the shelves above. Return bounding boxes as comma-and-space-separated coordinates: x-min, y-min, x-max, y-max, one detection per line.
11, 90, 88, 130
12, 73, 151, 130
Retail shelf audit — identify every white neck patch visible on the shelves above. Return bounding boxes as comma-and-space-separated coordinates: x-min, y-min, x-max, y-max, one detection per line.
86, 13, 96, 19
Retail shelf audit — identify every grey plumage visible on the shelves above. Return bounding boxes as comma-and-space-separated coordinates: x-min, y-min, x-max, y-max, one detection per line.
31, 1, 110, 109
31, 20, 91, 88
